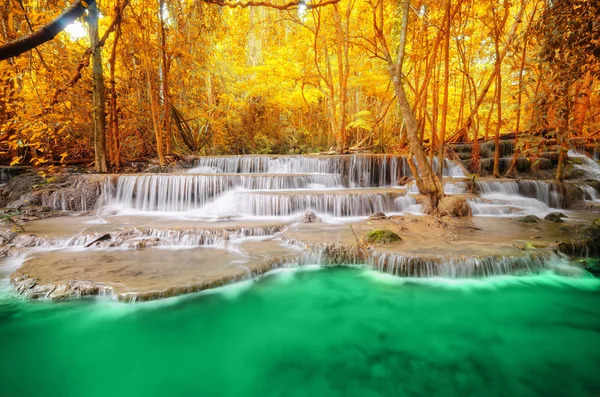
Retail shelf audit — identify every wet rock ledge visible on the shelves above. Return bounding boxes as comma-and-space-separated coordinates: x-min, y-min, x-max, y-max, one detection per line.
6, 214, 598, 302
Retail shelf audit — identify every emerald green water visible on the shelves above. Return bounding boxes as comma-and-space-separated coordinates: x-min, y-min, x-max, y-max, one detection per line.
2, 267, 600, 397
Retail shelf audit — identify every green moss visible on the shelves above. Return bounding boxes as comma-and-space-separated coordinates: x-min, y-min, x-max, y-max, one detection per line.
364, 229, 402, 244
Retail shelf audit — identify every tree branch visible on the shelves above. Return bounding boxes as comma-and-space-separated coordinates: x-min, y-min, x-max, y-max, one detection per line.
48, 0, 130, 109
0, 0, 94, 61
201, 0, 341, 10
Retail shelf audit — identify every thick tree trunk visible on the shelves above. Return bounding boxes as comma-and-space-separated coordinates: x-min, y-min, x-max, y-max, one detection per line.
391, 0, 443, 207
89, 2, 108, 173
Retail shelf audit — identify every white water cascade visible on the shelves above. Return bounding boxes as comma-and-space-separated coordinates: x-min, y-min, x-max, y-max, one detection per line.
468, 180, 563, 217
98, 154, 451, 219
569, 149, 600, 179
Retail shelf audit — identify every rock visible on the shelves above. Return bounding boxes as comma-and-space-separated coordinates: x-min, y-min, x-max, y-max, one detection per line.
518, 215, 540, 224
19, 205, 52, 214
143, 165, 163, 173
363, 229, 402, 244
544, 212, 566, 223
303, 211, 321, 223
217, 214, 240, 221
583, 218, 600, 240
581, 259, 600, 277
368, 212, 387, 220
438, 196, 472, 217
84, 233, 112, 247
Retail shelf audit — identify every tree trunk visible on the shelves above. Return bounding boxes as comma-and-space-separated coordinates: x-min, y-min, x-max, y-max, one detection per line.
391, 0, 443, 207
89, 1, 108, 173
145, 65, 165, 166
450, 0, 529, 142
437, 0, 451, 179
333, 5, 349, 152
108, 2, 126, 171
573, 71, 593, 135
159, 0, 172, 154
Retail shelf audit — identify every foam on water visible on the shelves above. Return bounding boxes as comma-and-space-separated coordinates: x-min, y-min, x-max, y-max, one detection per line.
364, 269, 600, 291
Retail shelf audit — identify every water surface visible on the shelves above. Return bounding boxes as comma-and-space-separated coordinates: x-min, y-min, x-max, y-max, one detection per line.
1, 267, 600, 397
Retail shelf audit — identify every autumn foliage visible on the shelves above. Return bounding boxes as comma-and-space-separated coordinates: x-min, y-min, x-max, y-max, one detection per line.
0, 0, 598, 173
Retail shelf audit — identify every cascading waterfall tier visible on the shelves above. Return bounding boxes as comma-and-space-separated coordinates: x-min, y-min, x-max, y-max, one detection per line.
569, 149, 600, 179
102, 173, 343, 212
468, 180, 563, 216
189, 154, 465, 187
241, 190, 415, 217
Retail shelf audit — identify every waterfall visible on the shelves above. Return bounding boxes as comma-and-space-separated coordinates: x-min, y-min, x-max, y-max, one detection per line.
238, 191, 403, 217
569, 149, 600, 179
189, 155, 342, 174
582, 185, 600, 202
368, 252, 583, 278
444, 182, 468, 195
102, 174, 343, 212
468, 180, 562, 216
189, 154, 465, 187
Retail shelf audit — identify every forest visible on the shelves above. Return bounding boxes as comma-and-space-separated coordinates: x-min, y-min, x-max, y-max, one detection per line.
0, 0, 598, 184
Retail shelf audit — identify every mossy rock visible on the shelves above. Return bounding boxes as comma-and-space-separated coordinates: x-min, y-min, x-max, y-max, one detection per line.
582, 258, 600, 277
517, 215, 540, 224
364, 229, 402, 244
544, 212, 566, 223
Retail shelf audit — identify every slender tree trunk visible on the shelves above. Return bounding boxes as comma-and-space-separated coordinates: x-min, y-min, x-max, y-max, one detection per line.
573, 71, 593, 135
452, 0, 529, 142
333, 5, 349, 152
159, 0, 171, 154
506, 34, 529, 177
145, 64, 165, 166
108, 3, 125, 171
89, 2, 108, 172
556, 86, 570, 181
437, 0, 451, 178
492, 72, 501, 177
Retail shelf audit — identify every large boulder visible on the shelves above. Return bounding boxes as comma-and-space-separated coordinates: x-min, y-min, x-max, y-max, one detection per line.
438, 196, 472, 217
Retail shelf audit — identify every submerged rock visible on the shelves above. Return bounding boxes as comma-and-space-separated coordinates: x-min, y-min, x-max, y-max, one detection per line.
544, 212, 566, 223
368, 212, 387, 220
518, 215, 540, 224
364, 229, 402, 244
303, 211, 321, 223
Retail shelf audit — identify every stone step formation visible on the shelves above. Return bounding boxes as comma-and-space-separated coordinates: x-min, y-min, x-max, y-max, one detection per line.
1, 152, 600, 301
